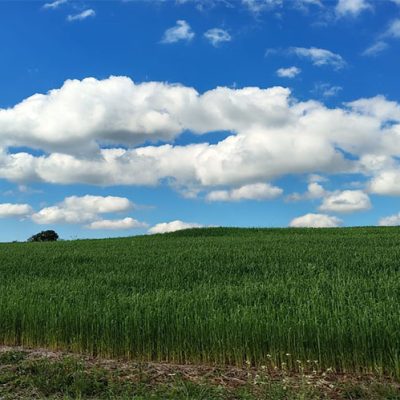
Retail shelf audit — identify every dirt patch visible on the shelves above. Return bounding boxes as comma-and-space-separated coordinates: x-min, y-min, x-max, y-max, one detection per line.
1, 345, 399, 399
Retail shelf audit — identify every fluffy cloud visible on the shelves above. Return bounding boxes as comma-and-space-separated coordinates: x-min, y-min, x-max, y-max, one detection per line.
0, 203, 32, 218
276, 66, 301, 78
347, 95, 400, 122
2, 76, 400, 199
319, 190, 371, 213
289, 47, 346, 69
286, 182, 326, 201
335, 0, 371, 17
161, 20, 195, 43
31, 195, 133, 224
288, 181, 371, 213
0, 77, 197, 154
369, 170, 400, 195
67, 9, 95, 22
206, 183, 282, 202
379, 213, 400, 226
148, 220, 203, 234
289, 213, 342, 227
204, 28, 231, 46
86, 217, 148, 230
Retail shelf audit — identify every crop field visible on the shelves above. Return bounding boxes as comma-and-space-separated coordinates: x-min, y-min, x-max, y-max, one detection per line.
0, 227, 399, 378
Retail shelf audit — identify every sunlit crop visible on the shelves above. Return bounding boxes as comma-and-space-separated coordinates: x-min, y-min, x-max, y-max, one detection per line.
0, 227, 399, 377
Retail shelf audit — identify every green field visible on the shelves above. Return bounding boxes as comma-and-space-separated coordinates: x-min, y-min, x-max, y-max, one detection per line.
1, 227, 399, 377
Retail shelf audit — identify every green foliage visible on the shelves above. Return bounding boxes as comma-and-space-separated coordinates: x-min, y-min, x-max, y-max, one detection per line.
18, 357, 109, 397
27, 230, 59, 242
1, 227, 400, 377
0, 349, 399, 399
0, 350, 27, 364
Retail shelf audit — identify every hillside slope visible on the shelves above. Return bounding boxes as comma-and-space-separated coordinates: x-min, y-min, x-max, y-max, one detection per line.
1, 227, 399, 376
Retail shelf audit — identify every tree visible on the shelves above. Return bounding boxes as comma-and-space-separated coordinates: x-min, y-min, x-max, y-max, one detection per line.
28, 230, 59, 242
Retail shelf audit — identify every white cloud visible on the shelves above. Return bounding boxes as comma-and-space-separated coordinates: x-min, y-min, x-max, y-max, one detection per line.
319, 190, 371, 213
86, 217, 147, 230
242, 0, 282, 13
32, 206, 94, 224
67, 9, 95, 22
148, 220, 203, 234
347, 95, 400, 122
43, 0, 67, 9
63, 195, 132, 213
369, 170, 400, 196
288, 183, 371, 214
313, 82, 343, 97
31, 195, 133, 224
161, 20, 195, 43
384, 19, 400, 39
0, 203, 32, 218
204, 28, 231, 46
290, 47, 346, 69
335, 0, 371, 17
308, 174, 328, 183
379, 213, 400, 226
362, 41, 389, 57
2, 76, 400, 199
363, 19, 400, 57
290, 213, 342, 227
241, 0, 321, 13
276, 66, 301, 78
206, 183, 282, 202
286, 182, 326, 201
0, 76, 198, 154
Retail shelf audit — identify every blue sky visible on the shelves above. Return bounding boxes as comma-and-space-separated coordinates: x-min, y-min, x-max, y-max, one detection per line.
1, 0, 400, 241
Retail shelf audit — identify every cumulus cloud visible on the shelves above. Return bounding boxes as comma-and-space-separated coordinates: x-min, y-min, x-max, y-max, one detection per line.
42, 0, 67, 9
67, 9, 95, 22
290, 213, 342, 227
161, 20, 195, 43
276, 66, 301, 78
86, 217, 148, 230
148, 220, 203, 234
206, 183, 282, 202
0, 203, 32, 218
379, 213, 400, 226
31, 195, 133, 224
286, 182, 326, 201
0, 77, 198, 154
369, 170, 400, 196
2, 76, 400, 199
319, 190, 371, 213
347, 95, 400, 122
288, 182, 370, 213
335, 0, 371, 17
204, 28, 232, 46
289, 47, 346, 69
